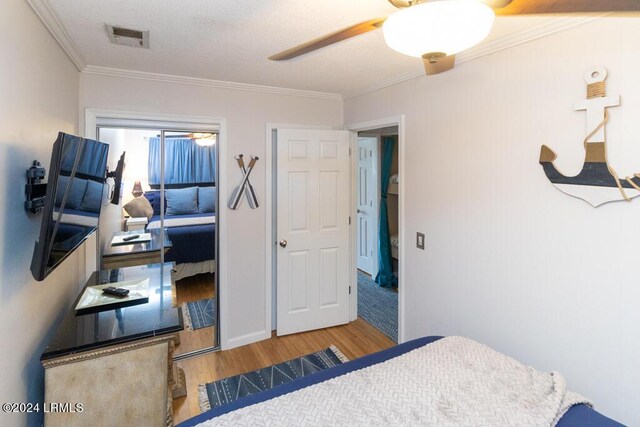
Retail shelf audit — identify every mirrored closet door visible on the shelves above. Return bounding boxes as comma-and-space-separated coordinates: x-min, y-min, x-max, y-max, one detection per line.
97, 127, 219, 355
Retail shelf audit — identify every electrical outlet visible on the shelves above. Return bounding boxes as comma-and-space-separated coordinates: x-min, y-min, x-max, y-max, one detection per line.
416, 232, 425, 250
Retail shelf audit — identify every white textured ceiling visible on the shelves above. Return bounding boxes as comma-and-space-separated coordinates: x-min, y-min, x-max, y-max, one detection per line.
47, 0, 585, 95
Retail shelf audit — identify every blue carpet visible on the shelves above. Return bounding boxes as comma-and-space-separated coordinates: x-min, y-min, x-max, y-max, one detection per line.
199, 346, 348, 411
183, 298, 216, 330
358, 270, 398, 342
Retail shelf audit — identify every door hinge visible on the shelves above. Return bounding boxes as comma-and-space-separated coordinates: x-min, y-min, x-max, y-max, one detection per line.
349, 216, 351, 225
370, 150, 373, 157
349, 285, 351, 295
349, 148, 352, 156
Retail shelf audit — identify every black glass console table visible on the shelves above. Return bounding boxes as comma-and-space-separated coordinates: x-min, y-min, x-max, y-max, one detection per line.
101, 228, 172, 270
41, 263, 185, 426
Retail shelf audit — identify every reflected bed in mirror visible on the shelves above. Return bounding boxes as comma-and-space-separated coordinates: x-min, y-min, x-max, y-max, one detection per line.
144, 184, 216, 281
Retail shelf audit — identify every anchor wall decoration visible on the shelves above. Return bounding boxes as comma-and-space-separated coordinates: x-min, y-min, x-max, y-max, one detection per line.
539, 66, 640, 207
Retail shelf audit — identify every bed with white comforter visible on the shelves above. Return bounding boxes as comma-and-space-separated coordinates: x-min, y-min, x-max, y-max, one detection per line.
179, 336, 623, 427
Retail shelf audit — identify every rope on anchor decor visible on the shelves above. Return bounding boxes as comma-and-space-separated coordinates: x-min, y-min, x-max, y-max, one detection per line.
586, 80, 606, 99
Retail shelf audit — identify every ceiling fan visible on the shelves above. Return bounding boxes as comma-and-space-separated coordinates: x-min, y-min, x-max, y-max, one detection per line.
269, 0, 640, 75
160, 133, 217, 146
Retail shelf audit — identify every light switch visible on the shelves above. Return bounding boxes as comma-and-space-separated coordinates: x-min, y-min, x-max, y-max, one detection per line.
416, 232, 425, 250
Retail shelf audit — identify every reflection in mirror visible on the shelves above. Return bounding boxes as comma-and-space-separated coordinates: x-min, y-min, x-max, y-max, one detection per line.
159, 131, 217, 356
97, 128, 157, 253
95, 127, 218, 355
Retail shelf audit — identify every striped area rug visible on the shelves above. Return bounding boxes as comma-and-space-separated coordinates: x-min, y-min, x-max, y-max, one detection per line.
358, 270, 398, 342
198, 346, 348, 411
182, 298, 216, 330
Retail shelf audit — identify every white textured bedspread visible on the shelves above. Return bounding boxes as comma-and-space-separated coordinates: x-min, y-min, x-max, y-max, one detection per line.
197, 336, 590, 427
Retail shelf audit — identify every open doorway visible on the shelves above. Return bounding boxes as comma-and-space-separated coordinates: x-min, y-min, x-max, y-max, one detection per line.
356, 126, 399, 343
266, 119, 404, 344
96, 126, 219, 356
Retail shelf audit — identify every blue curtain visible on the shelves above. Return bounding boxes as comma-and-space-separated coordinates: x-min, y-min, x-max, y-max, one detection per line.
375, 137, 398, 288
148, 138, 216, 185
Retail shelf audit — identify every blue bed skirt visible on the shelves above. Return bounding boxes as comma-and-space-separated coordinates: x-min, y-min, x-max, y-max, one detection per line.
179, 336, 623, 427
148, 214, 215, 265
164, 223, 215, 265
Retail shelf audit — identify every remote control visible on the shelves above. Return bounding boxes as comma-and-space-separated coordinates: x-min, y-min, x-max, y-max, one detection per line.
102, 286, 130, 297
122, 234, 140, 242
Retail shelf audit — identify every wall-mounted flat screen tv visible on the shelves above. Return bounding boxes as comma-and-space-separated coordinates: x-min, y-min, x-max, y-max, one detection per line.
109, 151, 126, 205
31, 132, 109, 281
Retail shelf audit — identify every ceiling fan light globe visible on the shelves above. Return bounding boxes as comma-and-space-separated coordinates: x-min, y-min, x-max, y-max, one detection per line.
196, 139, 216, 147
193, 133, 217, 147
382, 0, 495, 57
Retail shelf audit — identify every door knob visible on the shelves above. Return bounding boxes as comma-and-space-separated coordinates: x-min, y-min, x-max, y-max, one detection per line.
279, 239, 288, 248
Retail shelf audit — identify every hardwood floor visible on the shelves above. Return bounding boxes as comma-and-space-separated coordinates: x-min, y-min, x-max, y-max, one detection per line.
172, 318, 395, 424
173, 273, 216, 356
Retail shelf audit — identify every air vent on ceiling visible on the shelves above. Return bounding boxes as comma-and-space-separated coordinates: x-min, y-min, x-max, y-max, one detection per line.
106, 24, 149, 48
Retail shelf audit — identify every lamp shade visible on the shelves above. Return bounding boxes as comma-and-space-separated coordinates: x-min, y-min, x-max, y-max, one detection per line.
382, 0, 495, 58
131, 180, 143, 197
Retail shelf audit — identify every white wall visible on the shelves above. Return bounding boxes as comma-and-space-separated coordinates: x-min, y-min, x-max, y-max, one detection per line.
0, 1, 81, 426
344, 17, 640, 426
81, 74, 343, 347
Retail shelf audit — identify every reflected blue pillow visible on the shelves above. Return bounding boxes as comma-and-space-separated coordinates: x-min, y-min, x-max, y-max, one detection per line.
198, 186, 216, 213
165, 187, 198, 215
81, 180, 104, 213
55, 175, 88, 209
143, 190, 162, 215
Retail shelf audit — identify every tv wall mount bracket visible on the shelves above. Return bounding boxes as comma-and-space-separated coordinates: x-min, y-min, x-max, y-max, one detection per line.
25, 160, 47, 214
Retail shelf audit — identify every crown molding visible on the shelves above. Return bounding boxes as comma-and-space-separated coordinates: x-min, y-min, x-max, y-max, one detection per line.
455, 14, 605, 66
29, 0, 603, 102
343, 14, 605, 100
26, 0, 86, 71
83, 66, 343, 101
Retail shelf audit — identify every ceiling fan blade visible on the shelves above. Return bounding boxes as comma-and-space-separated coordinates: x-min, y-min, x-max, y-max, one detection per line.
269, 18, 386, 61
494, 0, 640, 15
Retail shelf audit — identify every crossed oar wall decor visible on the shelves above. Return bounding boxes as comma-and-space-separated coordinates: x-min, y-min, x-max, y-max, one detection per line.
228, 154, 259, 210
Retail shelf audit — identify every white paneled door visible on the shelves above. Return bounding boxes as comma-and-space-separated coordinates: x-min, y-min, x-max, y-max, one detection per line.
276, 129, 351, 336
357, 137, 377, 276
